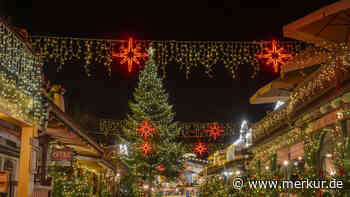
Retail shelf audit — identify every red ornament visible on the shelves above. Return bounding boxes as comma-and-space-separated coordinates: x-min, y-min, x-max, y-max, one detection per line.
113, 37, 148, 72
319, 170, 323, 176
194, 142, 207, 156
156, 164, 165, 171
138, 120, 155, 139
184, 164, 190, 170
257, 40, 292, 73
140, 141, 152, 155
206, 123, 224, 141
339, 169, 345, 176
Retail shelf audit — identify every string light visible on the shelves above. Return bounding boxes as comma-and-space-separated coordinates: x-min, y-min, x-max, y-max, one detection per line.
0, 19, 45, 125
30, 36, 308, 78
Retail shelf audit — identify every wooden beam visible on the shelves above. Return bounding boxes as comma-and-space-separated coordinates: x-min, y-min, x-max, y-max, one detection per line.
283, 0, 350, 42
46, 127, 82, 142
18, 126, 37, 197
47, 99, 104, 155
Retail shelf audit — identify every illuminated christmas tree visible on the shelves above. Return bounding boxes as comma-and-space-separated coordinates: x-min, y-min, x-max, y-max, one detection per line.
119, 48, 184, 197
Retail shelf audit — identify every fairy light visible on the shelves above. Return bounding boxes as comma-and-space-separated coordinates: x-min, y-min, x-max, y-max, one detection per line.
0, 20, 44, 125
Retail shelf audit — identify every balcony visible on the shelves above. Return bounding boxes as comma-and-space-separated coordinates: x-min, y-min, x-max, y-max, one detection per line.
0, 18, 43, 125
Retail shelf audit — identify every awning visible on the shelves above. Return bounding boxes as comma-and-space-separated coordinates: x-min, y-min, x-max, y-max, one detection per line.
44, 96, 116, 172
283, 0, 350, 43
249, 73, 301, 104
250, 61, 321, 105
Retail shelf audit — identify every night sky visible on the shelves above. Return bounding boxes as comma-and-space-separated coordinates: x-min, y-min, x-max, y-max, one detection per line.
1, 0, 338, 124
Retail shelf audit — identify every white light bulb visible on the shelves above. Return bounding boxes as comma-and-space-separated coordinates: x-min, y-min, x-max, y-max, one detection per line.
330, 170, 336, 176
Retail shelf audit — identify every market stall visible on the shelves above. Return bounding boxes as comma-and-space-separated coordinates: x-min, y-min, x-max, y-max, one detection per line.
247, 1, 350, 195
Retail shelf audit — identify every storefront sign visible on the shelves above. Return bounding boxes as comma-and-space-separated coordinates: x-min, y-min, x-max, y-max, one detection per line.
312, 109, 343, 131
52, 148, 73, 161
0, 171, 10, 193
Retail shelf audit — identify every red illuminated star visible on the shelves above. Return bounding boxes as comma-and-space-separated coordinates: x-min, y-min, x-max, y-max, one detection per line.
194, 142, 207, 157
140, 141, 152, 155
138, 120, 155, 139
206, 123, 224, 141
113, 38, 148, 72
257, 40, 292, 73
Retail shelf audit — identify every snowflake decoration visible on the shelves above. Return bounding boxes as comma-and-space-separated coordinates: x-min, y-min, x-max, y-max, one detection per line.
140, 141, 152, 155
138, 120, 155, 139
113, 37, 148, 72
206, 122, 224, 141
194, 142, 207, 157
257, 40, 292, 73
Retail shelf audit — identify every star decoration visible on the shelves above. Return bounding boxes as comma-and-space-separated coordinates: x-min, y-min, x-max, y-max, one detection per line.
194, 142, 207, 157
113, 37, 148, 72
257, 40, 292, 73
206, 122, 224, 141
140, 141, 152, 155
138, 120, 155, 139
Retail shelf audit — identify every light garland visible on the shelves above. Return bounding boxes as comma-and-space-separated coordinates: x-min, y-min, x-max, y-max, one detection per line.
252, 54, 350, 143
0, 19, 45, 125
100, 119, 238, 137
29, 36, 309, 78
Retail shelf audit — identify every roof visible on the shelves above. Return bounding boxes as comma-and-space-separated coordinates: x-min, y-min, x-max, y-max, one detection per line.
44, 95, 116, 172
283, 0, 350, 43
249, 65, 320, 104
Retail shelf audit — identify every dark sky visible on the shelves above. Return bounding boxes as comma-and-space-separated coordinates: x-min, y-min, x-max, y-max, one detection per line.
2, 0, 338, 124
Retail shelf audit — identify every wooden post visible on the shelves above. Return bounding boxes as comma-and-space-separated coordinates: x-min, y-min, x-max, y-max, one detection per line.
39, 135, 49, 186
18, 126, 37, 197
